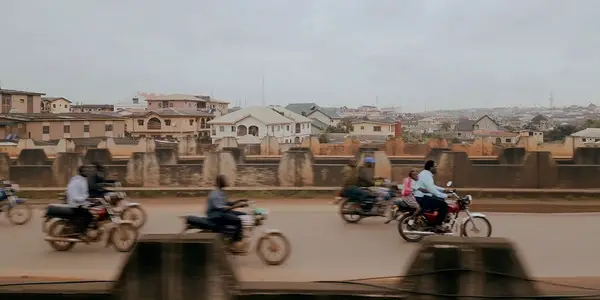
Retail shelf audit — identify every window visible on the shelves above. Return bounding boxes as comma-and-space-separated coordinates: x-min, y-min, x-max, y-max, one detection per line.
42, 126, 50, 134
84, 125, 89, 133
529, 132, 533, 136
360, 126, 364, 130
105, 124, 113, 132
373, 126, 382, 132
189, 119, 194, 126
505, 138, 511, 143
286, 125, 290, 131
137, 120, 144, 126
231, 126, 235, 132
165, 119, 171, 126
457, 132, 462, 136
20, 99, 24, 103
63, 125, 70, 133
53, 104, 56, 108
219, 126, 224, 132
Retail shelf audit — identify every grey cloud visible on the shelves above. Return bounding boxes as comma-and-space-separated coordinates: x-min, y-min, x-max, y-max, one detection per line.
1, 0, 600, 110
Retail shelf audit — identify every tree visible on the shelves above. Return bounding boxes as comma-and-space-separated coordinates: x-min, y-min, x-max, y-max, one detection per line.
318, 133, 329, 143
584, 119, 600, 128
544, 125, 577, 142
440, 122, 452, 132
325, 117, 354, 133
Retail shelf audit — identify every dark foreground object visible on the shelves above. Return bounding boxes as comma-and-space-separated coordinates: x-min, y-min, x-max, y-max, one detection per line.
0, 234, 549, 299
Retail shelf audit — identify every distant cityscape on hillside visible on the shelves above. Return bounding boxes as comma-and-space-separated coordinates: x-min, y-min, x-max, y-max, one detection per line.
2, 87, 600, 147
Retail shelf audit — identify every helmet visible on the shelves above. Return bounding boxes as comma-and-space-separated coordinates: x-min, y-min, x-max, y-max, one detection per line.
364, 157, 376, 164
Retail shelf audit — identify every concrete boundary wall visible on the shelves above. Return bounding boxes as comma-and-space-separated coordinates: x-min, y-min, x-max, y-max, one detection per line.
3, 147, 600, 188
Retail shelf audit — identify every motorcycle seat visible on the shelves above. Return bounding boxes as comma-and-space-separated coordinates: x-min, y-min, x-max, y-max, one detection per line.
45, 204, 77, 218
185, 215, 218, 231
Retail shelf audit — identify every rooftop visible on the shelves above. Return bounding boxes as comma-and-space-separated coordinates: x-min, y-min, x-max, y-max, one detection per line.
132, 108, 214, 118
145, 94, 229, 104
42, 97, 72, 103
208, 106, 311, 125
572, 128, 600, 138
0, 88, 45, 96
0, 113, 125, 121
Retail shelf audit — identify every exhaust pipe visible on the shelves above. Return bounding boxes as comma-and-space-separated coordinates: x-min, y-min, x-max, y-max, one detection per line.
44, 237, 81, 243
402, 231, 455, 236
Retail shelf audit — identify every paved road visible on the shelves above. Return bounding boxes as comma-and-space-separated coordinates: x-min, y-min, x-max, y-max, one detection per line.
0, 200, 599, 282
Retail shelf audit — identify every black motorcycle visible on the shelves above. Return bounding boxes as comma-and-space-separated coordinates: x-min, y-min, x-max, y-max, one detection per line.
335, 186, 397, 224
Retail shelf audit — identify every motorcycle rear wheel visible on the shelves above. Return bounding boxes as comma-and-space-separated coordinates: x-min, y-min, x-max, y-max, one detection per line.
47, 219, 76, 251
339, 199, 362, 223
397, 214, 425, 243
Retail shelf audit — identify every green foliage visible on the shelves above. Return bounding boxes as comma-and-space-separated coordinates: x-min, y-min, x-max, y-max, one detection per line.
324, 117, 354, 133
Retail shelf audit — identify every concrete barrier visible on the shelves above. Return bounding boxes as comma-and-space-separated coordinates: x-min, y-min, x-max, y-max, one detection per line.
397, 236, 539, 298
3, 147, 600, 189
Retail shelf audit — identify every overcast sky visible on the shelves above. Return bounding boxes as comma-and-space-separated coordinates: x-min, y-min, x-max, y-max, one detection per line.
1, 0, 599, 112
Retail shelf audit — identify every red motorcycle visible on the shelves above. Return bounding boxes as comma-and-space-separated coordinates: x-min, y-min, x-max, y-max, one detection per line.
393, 181, 492, 242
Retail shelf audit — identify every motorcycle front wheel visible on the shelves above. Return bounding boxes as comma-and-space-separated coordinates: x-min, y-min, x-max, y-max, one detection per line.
256, 232, 291, 266
121, 206, 147, 229
7, 202, 32, 225
339, 199, 362, 223
110, 223, 138, 252
461, 216, 492, 238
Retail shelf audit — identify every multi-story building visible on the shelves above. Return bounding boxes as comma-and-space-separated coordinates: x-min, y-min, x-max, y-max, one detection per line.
0, 88, 45, 113
41, 97, 72, 113
0, 113, 126, 140
70, 104, 114, 113
208, 106, 312, 144
349, 119, 396, 137
145, 94, 229, 116
124, 108, 214, 139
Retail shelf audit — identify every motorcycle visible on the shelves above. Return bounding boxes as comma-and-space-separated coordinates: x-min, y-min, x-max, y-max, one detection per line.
180, 199, 291, 266
0, 180, 32, 225
43, 196, 138, 252
335, 183, 398, 224
45, 181, 146, 232
394, 181, 492, 242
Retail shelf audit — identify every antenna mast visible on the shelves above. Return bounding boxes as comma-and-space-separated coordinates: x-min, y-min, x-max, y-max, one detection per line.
549, 93, 554, 109
261, 74, 265, 106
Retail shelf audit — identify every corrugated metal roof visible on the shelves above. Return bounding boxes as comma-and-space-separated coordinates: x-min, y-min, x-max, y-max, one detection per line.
572, 128, 600, 138
208, 106, 311, 125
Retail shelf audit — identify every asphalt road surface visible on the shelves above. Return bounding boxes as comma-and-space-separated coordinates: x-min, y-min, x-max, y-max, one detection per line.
0, 199, 599, 282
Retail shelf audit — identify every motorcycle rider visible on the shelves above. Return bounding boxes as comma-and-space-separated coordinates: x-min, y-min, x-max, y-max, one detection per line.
206, 175, 246, 253
414, 160, 453, 233
341, 157, 376, 209
67, 166, 93, 239
88, 161, 116, 199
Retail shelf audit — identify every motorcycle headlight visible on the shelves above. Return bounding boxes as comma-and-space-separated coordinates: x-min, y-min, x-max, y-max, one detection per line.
464, 195, 473, 204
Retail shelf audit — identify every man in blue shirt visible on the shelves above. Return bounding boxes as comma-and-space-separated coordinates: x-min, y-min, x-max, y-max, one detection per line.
206, 175, 245, 253
414, 160, 453, 232
67, 166, 93, 238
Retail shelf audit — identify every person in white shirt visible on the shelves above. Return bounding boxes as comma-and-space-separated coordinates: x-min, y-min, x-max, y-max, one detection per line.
414, 160, 453, 232
67, 166, 93, 237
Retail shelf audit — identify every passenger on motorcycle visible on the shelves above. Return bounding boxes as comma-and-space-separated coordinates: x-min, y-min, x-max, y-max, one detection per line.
414, 160, 454, 233
67, 166, 93, 238
206, 175, 246, 253
387, 168, 420, 223
88, 161, 116, 199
